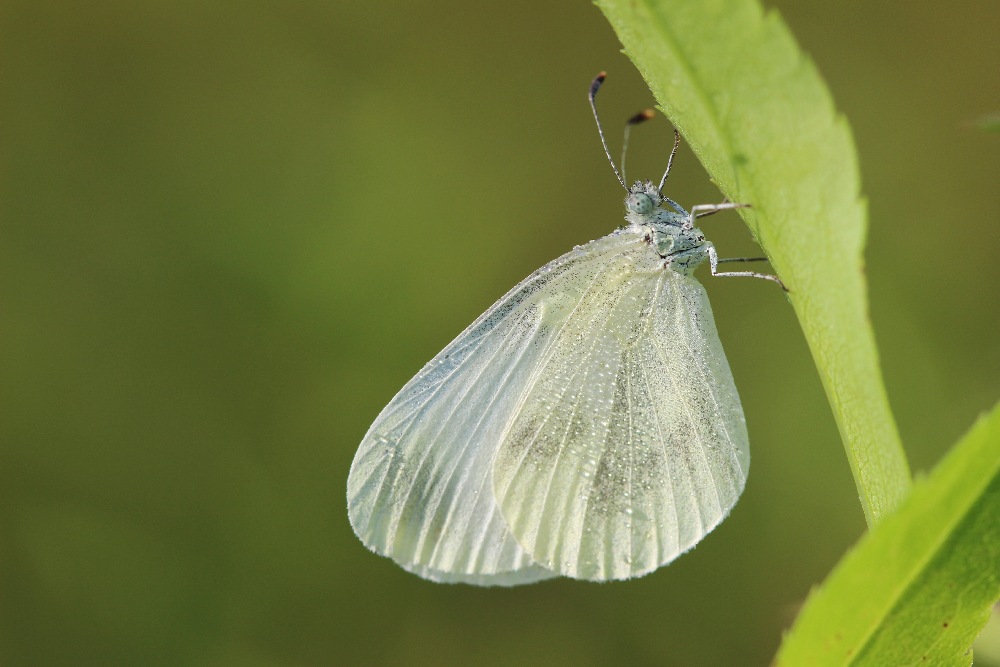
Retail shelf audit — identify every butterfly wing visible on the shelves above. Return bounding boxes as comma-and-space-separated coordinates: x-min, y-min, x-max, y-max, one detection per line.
491, 265, 750, 581
347, 230, 646, 585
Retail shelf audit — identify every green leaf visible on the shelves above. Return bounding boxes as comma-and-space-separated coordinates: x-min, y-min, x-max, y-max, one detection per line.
774, 403, 1000, 666
595, 0, 911, 524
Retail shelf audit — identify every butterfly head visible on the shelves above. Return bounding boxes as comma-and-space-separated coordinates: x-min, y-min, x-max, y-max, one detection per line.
624, 181, 689, 229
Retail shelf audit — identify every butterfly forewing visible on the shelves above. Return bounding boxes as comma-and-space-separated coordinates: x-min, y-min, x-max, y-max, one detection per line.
347, 231, 643, 584
491, 265, 750, 581
402, 562, 555, 587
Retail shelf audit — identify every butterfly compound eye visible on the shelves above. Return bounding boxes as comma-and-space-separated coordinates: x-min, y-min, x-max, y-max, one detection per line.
626, 192, 655, 215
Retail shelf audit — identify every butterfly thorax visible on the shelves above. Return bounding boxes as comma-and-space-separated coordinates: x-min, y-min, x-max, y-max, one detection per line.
623, 180, 708, 275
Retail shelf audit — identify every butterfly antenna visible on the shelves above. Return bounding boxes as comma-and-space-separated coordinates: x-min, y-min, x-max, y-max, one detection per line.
621, 109, 655, 186
657, 129, 681, 192
589, 72, 627, 190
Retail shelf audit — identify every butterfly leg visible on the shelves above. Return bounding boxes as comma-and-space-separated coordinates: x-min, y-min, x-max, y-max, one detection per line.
705, 243, 787, 291
689, 201, 751, 220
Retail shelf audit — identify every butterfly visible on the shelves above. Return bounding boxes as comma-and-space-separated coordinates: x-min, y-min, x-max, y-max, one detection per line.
347, 73, 784, 586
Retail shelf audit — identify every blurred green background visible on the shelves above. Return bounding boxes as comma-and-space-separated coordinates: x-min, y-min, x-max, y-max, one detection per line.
2, 1, 998, 664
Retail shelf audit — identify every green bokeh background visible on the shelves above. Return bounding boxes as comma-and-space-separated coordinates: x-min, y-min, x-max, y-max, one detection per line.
2, 1, 998, 665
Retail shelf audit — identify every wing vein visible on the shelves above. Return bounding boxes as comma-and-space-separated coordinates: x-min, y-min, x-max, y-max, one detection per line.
540, 282, 631, 572
392, 306, 537, 551
425, 314, 546, 569
625, 343, 635, 574
670, 286, 726, 514
672, 293, 746, 489
642, 274, 680, 561
495, 255, 630, 497
648, 280, 712, 533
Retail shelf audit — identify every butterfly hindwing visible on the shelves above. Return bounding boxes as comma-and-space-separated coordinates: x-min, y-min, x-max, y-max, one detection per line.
491, 267, 750, 581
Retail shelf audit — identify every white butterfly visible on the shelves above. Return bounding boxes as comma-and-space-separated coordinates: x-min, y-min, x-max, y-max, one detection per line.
347, 73, 784, 586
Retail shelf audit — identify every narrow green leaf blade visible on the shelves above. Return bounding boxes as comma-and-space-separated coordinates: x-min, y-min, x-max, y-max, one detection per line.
595, 0, 911, 523
774, 403, 1000, 666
